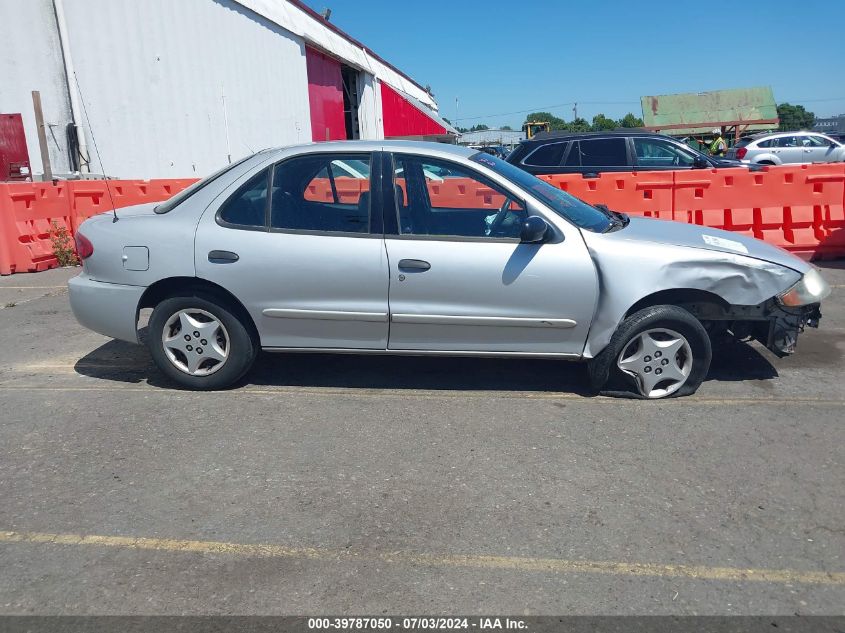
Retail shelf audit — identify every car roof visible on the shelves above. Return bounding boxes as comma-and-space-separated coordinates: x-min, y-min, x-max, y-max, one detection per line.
527, 130, 671, 142
266, 139, 477, 157
748, 130, 819, 140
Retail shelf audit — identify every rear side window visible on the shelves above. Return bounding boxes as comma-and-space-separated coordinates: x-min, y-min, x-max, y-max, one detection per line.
578, 138, 628, 167
523, 142, 568, 167
757, 138, 773, 148
271, 154, 372, 234
217, 169, 269, 228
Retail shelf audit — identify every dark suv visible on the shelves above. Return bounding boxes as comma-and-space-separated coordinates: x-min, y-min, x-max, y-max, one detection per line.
506, 130, 746, 176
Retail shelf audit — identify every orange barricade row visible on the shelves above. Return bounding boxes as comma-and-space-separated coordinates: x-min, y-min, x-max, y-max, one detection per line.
0, 179, 196, 275
541, 171, 674, 220
2, 165, 845, 275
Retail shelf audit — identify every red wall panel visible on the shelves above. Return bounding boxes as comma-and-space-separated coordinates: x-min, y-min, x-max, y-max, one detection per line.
0, 114, 31, 181
305, 47, 347, 142
381, 83, 447, 138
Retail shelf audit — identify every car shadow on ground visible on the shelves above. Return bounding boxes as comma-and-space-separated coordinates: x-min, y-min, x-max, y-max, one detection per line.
74, 333, 780, 394
705, 338, 779, 382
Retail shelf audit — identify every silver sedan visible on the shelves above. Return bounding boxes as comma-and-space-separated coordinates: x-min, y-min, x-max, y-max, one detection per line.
69, 141, 830, 399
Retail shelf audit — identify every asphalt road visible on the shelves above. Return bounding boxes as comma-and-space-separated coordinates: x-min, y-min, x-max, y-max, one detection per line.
0, 264, 843, 615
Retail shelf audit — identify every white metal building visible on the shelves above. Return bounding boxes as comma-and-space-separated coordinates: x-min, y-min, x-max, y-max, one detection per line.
0, 0, 455, 179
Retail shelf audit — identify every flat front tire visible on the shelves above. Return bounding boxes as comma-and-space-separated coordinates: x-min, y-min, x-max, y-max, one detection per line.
148, 294, 256, 390
588, 305, 711, 399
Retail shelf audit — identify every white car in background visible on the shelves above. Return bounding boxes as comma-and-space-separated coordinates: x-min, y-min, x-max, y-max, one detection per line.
728, 131, 845, 165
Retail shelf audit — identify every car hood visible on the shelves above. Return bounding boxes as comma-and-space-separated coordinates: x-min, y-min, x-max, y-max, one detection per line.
602, 216, 811, 273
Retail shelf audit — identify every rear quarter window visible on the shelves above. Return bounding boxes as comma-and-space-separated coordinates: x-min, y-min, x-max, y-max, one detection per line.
523, 142, 568, 167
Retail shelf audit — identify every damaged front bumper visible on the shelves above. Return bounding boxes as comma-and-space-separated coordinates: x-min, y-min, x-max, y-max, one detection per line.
757, 302, 822, 357
733, 301, 823, 357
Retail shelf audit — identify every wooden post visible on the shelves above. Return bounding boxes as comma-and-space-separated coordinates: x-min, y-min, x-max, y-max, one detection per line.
31, 90, 52, 181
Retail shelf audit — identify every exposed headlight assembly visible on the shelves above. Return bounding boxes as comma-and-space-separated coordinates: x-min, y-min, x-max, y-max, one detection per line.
777, 267, 831, 306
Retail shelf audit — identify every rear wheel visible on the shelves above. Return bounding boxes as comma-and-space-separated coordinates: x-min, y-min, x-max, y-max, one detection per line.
588, 305, 711, 399
148, 294, 256, 390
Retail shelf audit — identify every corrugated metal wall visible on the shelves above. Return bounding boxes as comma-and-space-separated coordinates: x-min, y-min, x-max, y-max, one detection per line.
61, 0, 313, 179
0, 0, 74, 175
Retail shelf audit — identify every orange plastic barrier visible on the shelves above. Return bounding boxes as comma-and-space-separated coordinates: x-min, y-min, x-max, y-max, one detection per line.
0, 182, 75, 275
0, 179, 195, 275
540, 171, 674, 220
673, 163, 845, 258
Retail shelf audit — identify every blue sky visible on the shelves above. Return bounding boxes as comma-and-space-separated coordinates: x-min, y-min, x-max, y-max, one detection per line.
304, 0, 845, 128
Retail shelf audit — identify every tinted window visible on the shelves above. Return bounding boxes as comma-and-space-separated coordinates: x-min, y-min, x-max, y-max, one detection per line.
633, 138, 695, 167
775, 136, 800, 148
563, 141, 580, 166
524, 142, 568, 167
393, 155, 527, 239
578, 138, 628, 167
218, 169, 269, 227
271, 154, 371, 234
469, 152, 611, 233
756, 138, 773, 148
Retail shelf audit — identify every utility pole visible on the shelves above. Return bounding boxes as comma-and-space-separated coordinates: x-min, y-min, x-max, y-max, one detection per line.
573, 102, 578, 120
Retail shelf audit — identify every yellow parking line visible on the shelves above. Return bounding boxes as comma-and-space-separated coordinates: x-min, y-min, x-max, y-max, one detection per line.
1, 529, 842, 586
0, 384, 842, 406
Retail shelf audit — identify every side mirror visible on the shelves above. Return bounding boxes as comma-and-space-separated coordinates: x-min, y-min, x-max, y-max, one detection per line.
693, 156, 709, 168
520, 216, 550, 243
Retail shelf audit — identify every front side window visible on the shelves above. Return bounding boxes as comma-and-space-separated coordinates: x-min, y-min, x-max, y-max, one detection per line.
633, 138, 695, 167
804, 135, 830, 147
393, 155, 526, 239
272, 153, 372, 234
577, 138, 628, 167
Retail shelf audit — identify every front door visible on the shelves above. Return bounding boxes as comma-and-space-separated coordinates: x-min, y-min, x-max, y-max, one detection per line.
195, 151, 389, 349
383, 153, 597, 356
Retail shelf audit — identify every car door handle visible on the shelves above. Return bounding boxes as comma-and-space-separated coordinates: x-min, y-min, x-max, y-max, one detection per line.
398, 259, 431, 271
208, 250, 239, 263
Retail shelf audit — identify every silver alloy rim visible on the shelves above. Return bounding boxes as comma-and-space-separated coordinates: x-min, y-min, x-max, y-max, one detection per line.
617, 327, 693, 399
161, 308, 230, 376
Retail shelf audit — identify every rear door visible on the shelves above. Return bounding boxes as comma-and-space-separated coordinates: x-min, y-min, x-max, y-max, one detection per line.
382, 152, 597, 356
195, 151, 389, 349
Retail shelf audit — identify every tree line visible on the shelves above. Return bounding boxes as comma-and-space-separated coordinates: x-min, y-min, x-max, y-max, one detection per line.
447, 103, 819, 136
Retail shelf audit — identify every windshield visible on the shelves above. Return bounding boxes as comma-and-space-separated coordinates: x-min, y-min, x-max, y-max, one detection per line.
469, 152, 612, 232
154, 154, 256, 214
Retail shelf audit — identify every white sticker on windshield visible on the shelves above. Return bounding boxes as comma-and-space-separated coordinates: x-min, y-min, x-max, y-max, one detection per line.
702, 234, 748, 254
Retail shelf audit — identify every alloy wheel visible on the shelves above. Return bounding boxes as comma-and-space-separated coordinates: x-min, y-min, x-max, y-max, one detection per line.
161, 308, 230, 376
617, 327, 693, 398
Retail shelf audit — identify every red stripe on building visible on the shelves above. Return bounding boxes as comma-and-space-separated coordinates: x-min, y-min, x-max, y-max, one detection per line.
380, 82, 446, 138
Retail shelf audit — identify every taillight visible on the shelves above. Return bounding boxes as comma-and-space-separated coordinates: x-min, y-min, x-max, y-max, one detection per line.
736, 147, 747, 160
75, 232, 94, 259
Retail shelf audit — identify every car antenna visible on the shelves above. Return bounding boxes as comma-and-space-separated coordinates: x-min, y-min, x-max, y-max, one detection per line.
74, 71, 119, 222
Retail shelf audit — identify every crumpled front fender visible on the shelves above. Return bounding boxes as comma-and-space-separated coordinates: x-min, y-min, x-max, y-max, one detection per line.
581, 240, 801, 358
